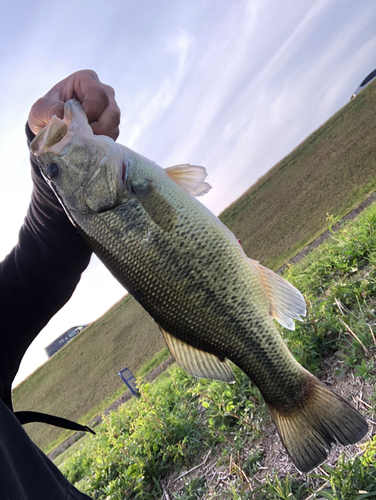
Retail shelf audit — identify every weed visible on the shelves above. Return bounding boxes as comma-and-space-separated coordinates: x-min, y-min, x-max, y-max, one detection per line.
312, 456, 376, 499
254, 473, 308, 499
172, 477, 206, 499
354, 358, 375, 381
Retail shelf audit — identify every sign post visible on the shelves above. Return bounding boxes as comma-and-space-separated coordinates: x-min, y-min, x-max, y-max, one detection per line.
118, 368, 139, 397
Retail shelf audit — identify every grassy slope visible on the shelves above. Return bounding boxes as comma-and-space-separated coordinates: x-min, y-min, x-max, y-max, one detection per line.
12, 295, 166, 453
220, 79, 376, 270
13, 80, 376, 454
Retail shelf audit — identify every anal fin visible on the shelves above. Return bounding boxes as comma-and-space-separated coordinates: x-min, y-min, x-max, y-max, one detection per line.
159, 326, 235, 383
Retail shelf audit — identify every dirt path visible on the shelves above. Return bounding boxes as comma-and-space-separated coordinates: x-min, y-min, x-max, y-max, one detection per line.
277, 191, 376, 273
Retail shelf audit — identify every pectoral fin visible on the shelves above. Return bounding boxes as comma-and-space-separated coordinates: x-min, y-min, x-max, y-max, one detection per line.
131, 179, 177, 232
165, 164, 212, 197
249, 259, 306, 330
159, 327, 235, 383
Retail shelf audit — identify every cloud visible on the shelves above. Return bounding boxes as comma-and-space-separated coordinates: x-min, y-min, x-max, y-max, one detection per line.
119, 29, 195, 149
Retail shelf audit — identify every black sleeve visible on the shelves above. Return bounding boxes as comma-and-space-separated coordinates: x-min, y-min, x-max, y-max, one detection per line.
0, 124, 92, 408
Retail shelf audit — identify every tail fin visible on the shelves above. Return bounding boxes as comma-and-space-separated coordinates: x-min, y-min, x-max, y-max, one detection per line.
267, 374, 369, 473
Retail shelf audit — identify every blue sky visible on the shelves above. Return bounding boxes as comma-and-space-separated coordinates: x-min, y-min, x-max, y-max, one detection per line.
1, 0, 375, 385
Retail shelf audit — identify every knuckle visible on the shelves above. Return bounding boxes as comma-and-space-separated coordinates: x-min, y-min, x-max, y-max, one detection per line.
104, 83, 116, 97
112, 106, 121, 125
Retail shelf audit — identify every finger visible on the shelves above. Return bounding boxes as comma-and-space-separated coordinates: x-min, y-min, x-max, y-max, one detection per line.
75, 75, 117, 126
91, 123, 120, 141
74, 74, 111, 122
90, 102, 121, 139
57, 69, 101, 104
29, 70, 120, 138
110, 127, 120, 141
28, 96, 65, 135
102, 83, 115, 98
80, 90, 109, 124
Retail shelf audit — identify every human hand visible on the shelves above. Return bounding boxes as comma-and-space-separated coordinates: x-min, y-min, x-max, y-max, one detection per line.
28, 70, 120, 140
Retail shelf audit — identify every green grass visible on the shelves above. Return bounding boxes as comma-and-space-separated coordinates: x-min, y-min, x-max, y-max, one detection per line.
258, 455, 376, 500
12, 295, 167, 453
40, 347, 172, 455
220, 79, 376, 270
53, 433, 90, 468
136, 347, 170, 378
59, 364, 268, 499
57, 201, 376, 499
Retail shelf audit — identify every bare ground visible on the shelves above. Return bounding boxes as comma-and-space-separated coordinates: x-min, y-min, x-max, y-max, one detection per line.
163, 352, 376, 499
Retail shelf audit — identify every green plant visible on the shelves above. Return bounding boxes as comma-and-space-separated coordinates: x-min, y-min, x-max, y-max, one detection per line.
312, 456, 376, 499
172, 477, 206, 499
254, 473, 308, 499
354, 358, 374, 381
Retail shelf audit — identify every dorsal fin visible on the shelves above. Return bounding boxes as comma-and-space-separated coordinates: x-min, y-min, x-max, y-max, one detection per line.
159, 326, 235, 383
248, 259, 306, 330
165, 164, 212, 197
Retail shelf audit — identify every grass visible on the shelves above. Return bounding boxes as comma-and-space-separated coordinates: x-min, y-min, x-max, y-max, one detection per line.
135, 346, 170, 379
220, 78, 376, 270
56, 201, 376, 499
12, 295, 167, 453
59, 364, 268, 499
53, 433, 90, 468
258, 455, 376, 500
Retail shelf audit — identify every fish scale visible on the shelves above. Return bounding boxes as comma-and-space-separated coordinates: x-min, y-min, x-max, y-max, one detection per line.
31, 99, 369, 473
68, 167, 312, 408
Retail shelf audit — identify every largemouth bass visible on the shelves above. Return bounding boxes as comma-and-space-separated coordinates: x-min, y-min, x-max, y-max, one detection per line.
31, 100, 368, 472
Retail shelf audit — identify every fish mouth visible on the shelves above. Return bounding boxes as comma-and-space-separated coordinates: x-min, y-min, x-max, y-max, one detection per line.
31, 116, 68, 157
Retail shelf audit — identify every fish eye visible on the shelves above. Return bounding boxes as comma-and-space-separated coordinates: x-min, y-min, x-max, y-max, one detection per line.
45, 163, 60, 179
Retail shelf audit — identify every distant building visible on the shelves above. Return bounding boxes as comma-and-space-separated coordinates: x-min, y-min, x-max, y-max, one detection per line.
44, 325, 88, 358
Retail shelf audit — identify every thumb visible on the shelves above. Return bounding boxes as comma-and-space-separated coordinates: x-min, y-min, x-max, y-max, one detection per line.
28, 97, 65, 135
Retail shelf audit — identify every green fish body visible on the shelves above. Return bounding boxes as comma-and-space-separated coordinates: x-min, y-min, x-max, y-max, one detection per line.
31, 100, 368, 472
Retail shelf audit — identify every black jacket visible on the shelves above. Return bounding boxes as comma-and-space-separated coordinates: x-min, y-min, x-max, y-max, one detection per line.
0, 124, 92, 499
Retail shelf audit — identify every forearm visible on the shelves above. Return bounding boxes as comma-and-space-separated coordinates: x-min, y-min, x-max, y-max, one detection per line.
0, 70, 119, 405
0, 125, 92, 387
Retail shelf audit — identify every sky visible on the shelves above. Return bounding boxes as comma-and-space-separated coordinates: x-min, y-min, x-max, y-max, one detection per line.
1, 0, 375, 386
